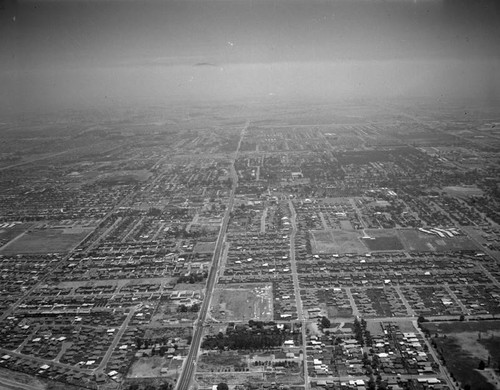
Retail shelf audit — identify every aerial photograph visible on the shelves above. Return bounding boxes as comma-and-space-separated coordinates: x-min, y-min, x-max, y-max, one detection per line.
0, 0, 499, 390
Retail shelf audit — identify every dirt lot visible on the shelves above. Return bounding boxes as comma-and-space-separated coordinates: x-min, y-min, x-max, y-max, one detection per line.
211, 283, 273, 322
0, 367, 47, 390
311, 230, 367, 254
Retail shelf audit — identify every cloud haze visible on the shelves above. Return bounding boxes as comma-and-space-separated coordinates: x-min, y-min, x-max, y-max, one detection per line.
1, 0, 499, 113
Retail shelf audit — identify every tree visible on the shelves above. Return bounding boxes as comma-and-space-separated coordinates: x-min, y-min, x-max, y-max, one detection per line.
217, 383, 229, 390
367, 375, 376, 390
320, 316, 331, 329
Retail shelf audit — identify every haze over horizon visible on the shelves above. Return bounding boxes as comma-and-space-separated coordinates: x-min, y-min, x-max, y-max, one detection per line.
1, 0, 500, 115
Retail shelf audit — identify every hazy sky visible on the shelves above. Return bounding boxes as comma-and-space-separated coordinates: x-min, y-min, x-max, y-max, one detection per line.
1, 0, 499, 114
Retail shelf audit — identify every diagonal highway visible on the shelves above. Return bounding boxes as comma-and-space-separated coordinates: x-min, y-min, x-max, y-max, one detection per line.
175, 121, 248, 390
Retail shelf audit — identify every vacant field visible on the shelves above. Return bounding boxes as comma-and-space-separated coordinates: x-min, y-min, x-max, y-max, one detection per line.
363, 229, 405, 251
311, 230, 367, 254
127, 356, 169, 378
193, 241, 216, 253
365, 320, 384, 336
433, 337, 496, 390
423, 321, 500, 390
211, 283, 273, 322
398, 229, 479, 252
198, 352, 246, 371
0, 226, 93, 254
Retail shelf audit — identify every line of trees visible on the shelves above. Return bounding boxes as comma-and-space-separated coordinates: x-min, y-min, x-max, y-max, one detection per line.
202, 321, 300, 351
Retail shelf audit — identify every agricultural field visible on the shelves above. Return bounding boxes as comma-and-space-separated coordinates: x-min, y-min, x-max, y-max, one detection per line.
422, 321, 500, 390
211, 283, 273, 322
0, 225, 94, 254
398, 229, 479, 252
310, 230, 367, 254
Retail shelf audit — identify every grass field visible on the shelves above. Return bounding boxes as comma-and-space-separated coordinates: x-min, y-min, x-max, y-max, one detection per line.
424, 320, 500, 334
423, 321, 500, 390
398, 229, 479, 252
211, 283, 273, 322
0, 222, 32, 246
0, 226, 93, 254
443, 186, 484, 197
363, 229, 405, 251
198, 352, 245, 371
325, 303, 353, 318
311, 229, 367, 254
